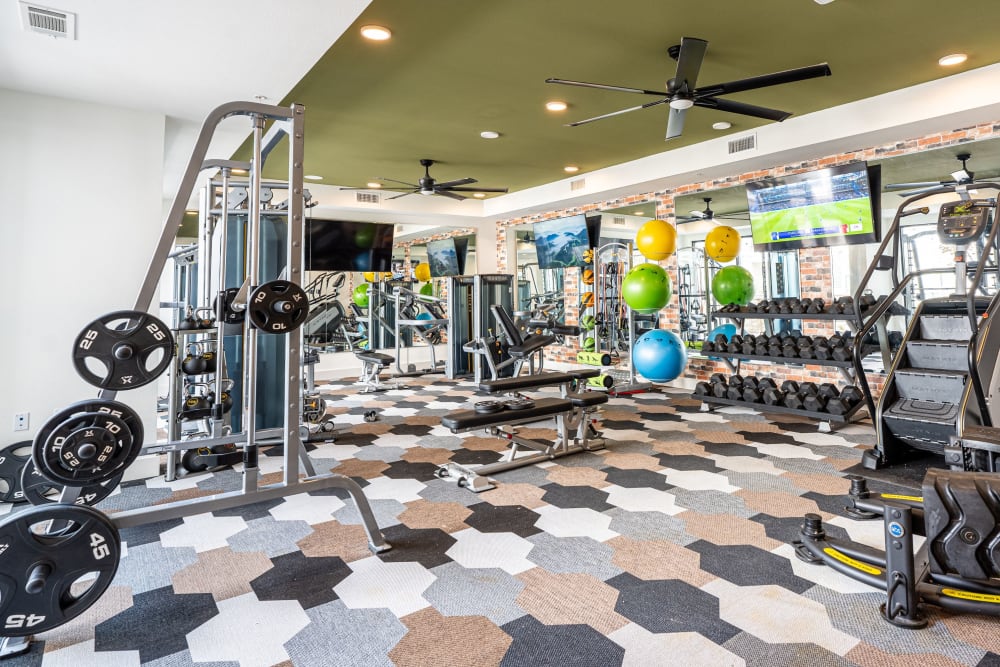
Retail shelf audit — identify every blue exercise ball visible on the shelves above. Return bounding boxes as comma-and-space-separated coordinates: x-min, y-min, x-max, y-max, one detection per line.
632, 329, 688, 382
415, 311, 433, 329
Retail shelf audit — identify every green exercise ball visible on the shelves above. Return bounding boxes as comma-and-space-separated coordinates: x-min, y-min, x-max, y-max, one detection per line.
352, 283, 370, 308
583, 336, 596, 351
621, 263, 671, 314
419, 282, 433, 296
711, 265, 755, 306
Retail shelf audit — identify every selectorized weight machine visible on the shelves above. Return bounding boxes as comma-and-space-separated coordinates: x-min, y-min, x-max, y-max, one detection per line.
0, 101, 388, 658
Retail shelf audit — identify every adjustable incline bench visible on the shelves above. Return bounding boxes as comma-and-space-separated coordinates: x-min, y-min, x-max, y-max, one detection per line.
436, 368, 608, 491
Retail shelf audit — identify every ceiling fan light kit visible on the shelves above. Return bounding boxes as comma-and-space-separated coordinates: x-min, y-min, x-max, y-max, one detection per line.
547, 36, 831, 140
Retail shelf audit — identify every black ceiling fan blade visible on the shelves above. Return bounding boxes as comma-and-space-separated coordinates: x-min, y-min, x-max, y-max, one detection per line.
696, 63, 831, 97
695, 97, 790, 122
445, 186, 509, 193
434, 190, 467, 201
665, 106, 687, 140
434, 177, 477, 189
386, 191, 418, 200
672, 37, 708, 92
376, 177, 421, 188
568, 97, 670, 127
340, 186, 415, 192
545, 78, 666, 97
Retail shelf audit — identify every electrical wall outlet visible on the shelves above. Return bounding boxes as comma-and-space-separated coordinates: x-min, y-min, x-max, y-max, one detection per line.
13, 412, 28, 432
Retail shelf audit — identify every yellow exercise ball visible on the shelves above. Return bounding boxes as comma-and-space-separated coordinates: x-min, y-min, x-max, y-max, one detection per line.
414, 263, 431, 282
705, 225, 741, 263
362, 272, 375, 282
635, 219, 677, 261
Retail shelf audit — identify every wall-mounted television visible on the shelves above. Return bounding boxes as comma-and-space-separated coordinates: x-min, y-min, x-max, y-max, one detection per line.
533, 214, 590, 269
745, 162, 881, 252
426, 238, 463, 277
305, 219, 394, 272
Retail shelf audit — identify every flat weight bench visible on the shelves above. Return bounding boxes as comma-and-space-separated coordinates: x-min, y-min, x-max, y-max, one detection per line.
355, 351, 396, 393
437, 372, 609, 492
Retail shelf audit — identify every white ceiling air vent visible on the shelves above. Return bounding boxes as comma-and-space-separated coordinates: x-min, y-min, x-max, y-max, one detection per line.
570, 178, 586, 191
612, 215, 627, 226
19, 2, 76, 39
727, 133, 757, 155
356, 192, 380, 204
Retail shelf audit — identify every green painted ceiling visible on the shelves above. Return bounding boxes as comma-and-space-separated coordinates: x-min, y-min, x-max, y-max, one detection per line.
247, 0, 1000, 197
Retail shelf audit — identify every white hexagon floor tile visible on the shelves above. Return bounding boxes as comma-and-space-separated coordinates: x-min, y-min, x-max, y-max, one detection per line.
41, 639, 139, 667
604, 485, 682, 515
360, 476, 426, 503
445, 527, 536, 575
708, 454, 784, 475
268, 492, 346, 525
659, 468, 739, 493
608, 623, 746, 667
334, 555, 435, 616
159, 513, 247, 553
752, 442, 825, 460
533, 505, 618, 542
186, 592, 309, 666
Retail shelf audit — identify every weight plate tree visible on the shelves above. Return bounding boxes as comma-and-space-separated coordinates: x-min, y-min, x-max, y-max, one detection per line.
72, 310, 174, 390
247, 280, 309, 333
0, 504, 120, 636
0, 442, 31, 504
19, 459, 123, 508
31, 399, 144, 487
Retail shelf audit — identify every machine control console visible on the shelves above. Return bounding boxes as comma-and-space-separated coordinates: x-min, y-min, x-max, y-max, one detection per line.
937, 200, 990, 244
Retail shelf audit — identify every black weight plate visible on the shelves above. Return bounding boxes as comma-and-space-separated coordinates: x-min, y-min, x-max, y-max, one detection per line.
0, 504, 120, 636
20, 459, 123, 508
32, 399, 144, 487
0, 442, 32, 504
37, 411, 132, 487
505, 398, 536, 411
214, 287, 246, 325
72, 310, 174, 390
248, 280, 310, 333
474, 401, 505, 414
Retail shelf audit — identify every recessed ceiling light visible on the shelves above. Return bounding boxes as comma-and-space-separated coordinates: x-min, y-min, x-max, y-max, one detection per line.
232, 168, 248, 175
938, 53, 967, 66
473, 193, 486, 198
366, 182, 382, 189
564, 165, 579, 173
360, 25, 392, 41
669, 98, 694, 110
712, 121, 732, 130
634, 210, 644, 215
545, 101, 568, 112
480, 130, 500, 139
185, 209, 198, 214
304, 174, 323, 181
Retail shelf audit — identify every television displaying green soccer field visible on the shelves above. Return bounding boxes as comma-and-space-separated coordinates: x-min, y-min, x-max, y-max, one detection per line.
745, 163, 881, 252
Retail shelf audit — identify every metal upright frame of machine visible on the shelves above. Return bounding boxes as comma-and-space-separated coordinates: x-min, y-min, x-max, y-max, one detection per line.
594, 241, 651, 393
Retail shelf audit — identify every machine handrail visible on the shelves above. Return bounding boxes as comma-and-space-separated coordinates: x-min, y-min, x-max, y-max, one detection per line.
962, 186, 1000, 426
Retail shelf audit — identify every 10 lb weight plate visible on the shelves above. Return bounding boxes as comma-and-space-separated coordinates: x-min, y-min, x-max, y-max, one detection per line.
20, 459, 123, 507
72, 311, 174, 390
0, 504, 120, 636
0, 442, 32, 503
32, 400, 144, 487
247, 281, 309, 333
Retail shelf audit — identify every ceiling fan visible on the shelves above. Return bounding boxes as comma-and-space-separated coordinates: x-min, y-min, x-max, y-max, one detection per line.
884, 152, 984, 195
343, 158, 509, 201
676, 197, 749, 224
546, 37, 832, 140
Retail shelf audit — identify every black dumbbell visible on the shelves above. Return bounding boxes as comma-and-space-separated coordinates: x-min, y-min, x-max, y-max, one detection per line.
781, 380, 800, 394
802, 393, 827, 412
806, 298, 826, 314
767, 302, 783, 313
779, 341, 797, 358
837, 295, 854, 314
826, 386, 864, 415
798, 345, 815, 360
714, 333, 729, 346
817, 383, 840, 399
743, 385, 763, 403
813, 339, 832, 360
712, 381, 728, 398
701, 340, 715, 353
757, 300, 770, 312
728, 374, 745, 387
859, 293, 877, 310
799, 382, 818, 396
762, 388, 786, 405
828, 334, 845, 348
832, 345, 853, 362
745, 302, 758, 313
710, 373, 727, 386
727, 335, 744, 353
727, 384, 744, 401
784, 391, 806, 410
742, 377, 759, 391
741, 339, 755, 355
757, 378, 778, 393
694, 381, 712, 397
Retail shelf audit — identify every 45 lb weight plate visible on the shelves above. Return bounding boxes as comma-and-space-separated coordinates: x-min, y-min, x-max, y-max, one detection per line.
0, 442, 32, 504
0, 504, 120, 636
248, 281, 309, 333
73, 311, 174, 390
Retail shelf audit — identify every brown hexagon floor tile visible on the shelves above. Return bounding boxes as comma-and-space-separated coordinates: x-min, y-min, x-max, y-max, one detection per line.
332, 459, 390, 479
736, 489, 831, 519
172, 547, 273, 601
846, 642, 967, 667
783, 471, 852, 496
389, 608, 511, 667
516, 569, 629, 634
401, 447, 454, 465
690, 429, 752, 445
398, 499, 472, 533
152, 487, 218, 505
517, 427, 559, 441
480, 482, 548, 509
650, 440, 708, 457
459, 436, 511, 452
545, 465, 609, 488
297, 520, 374, 562
408, 415, 446, 425
350, 422, 395, 435
680, 511, 782, 550
608, 536, 716, 586
727, 420, 781, 433
940, 613, 1000, 655
598, 451, 663, 471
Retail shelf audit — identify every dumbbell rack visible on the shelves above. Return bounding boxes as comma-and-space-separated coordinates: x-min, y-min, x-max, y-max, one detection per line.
696, 305, 895, 430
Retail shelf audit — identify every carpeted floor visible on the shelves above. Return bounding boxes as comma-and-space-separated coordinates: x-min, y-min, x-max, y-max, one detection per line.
4, 377, 999, 667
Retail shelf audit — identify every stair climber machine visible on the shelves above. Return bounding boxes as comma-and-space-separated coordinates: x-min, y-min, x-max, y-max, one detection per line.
852, 184, 1000, 470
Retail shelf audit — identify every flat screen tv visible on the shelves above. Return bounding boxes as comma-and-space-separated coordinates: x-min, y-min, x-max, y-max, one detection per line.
426, 238, 462, 277
533, 214, 590, 269
305, 219, 394, 272
745, 162, 881, 252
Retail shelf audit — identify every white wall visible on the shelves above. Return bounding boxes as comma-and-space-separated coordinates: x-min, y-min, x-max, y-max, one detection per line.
0, 89, 165, 444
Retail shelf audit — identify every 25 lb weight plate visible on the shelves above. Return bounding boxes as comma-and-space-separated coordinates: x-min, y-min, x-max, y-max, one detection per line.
32, 400, 144, 487
72, 311, 174, 390
0, 504, 120, 636
19, 459, 123, 508
248, 281, 309, 333
0, 442, 32, 504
